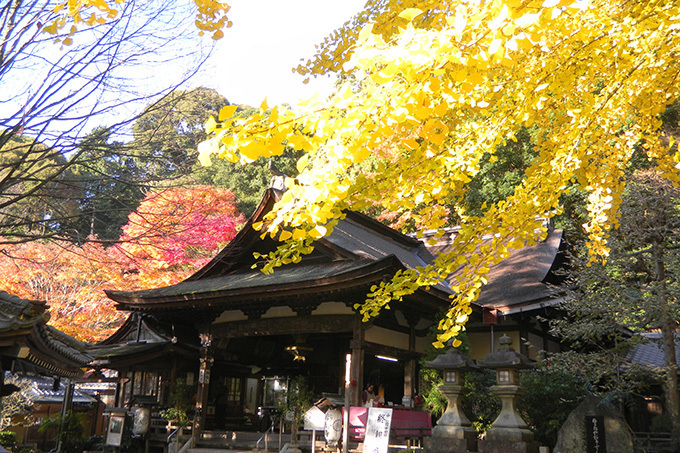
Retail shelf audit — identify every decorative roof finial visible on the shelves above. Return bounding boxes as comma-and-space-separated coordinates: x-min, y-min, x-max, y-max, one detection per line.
268, 159, 287, 191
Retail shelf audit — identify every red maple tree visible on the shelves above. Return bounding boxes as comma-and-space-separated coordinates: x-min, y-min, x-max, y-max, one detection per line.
0, 186, 245, 341
111, 185, 245, 286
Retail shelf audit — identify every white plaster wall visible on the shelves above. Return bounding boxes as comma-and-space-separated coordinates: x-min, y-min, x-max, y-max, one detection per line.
262, 306, 296, 318
468, 331, 493, 360
415, 336, 429, 354
213, 310, 247, 323
365, 326, 409, 350
311, 301, 355, 316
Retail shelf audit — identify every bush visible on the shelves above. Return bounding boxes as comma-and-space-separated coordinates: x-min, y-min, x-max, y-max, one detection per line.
0, 431, 17, 450
651, 413, 672, 433
160, 378, 194, 424
38, 411, 86, 453
462, 369, 501, 434
84, 435, 104, 451
518, 364, 589, 448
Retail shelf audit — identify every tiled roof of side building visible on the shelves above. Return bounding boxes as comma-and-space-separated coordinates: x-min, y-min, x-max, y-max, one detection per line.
39, 324, 92, 366
1, 290, 92, 377
0, 291, 49, 334
627, 332, 680, 369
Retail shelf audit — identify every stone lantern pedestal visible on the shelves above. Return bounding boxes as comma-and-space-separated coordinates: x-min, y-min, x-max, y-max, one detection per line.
477, 335, 539, 453
423, 348, 479, 453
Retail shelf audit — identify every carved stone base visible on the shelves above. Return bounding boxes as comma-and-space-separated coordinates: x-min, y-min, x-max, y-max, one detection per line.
431, 424, 476, 438
477, 428, 539, 453
425, 428, 478, 453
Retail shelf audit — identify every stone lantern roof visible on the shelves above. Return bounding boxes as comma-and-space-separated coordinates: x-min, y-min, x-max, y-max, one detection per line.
425, 348, 480, 371
477, 334, 536, 370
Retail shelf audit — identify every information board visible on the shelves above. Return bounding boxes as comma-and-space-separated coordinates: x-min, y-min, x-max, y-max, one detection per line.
363, 407, 393, 453
105, 414, 125, 447
304, 406, 326, 431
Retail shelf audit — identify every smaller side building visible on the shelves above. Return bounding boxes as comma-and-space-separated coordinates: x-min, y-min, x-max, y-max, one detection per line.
0, 291, 96, 450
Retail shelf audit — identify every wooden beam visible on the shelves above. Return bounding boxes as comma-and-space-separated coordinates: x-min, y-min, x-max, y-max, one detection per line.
362, 342, 420, 361
211, 315, 356, 338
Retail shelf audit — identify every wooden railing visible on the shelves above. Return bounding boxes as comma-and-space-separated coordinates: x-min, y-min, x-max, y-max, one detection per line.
633, 432, 673, 453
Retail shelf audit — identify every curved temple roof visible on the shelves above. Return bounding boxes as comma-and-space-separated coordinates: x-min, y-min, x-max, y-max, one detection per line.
106, 189, 566, 321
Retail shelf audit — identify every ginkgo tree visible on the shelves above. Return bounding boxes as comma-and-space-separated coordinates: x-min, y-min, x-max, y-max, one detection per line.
197, 0, 680, 349
48, 0, 231, 41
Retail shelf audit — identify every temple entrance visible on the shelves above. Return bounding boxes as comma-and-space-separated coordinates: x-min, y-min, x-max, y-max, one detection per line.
210, 376, 245, 430
206, 331, 353, 431
364, 353, 406, 406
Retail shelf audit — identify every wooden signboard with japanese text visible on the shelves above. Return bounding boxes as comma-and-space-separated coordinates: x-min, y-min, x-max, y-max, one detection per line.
363, 407, 393, 453
585, 415, 606, 453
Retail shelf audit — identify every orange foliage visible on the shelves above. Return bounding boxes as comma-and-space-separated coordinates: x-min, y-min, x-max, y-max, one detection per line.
0, 240, 128, 342
0, 186, 245, 342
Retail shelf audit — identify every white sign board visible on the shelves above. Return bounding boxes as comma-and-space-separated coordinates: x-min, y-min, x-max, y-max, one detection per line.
363, 407, 393, 453
304, 406, 326, 431
105, 414, 125, 447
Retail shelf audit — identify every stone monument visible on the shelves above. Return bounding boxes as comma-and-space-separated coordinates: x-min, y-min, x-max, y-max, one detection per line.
554, 395, 634, 453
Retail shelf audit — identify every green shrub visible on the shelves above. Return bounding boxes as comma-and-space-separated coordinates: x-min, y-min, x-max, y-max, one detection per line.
0, 431, 17, 450
38, 411, 86, 453
651, 412, 672, 433
518, 364, 589, 448
160, 378, 194, 424
462, 368, 501, 434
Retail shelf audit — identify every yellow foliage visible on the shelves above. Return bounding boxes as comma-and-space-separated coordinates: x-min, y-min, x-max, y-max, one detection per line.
200, 0, 680, 346
47, 0, 230, 42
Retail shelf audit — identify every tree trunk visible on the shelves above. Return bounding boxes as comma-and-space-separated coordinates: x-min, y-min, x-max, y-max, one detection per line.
291, 410, 299, 446
660, 320, 680, 449
653, 244, 680, 450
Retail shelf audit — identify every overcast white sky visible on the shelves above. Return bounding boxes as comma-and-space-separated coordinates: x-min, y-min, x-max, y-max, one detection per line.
191, 0, 367, 107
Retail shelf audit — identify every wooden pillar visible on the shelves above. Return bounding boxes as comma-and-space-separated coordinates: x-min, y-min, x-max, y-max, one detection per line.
0, 360, 4, 415
166, 357, 178, 406
404, 360, 416, 399
350, 316, 364, 406
404, 319, 418, 399
115, 373, 127, 407
193, 331, 213, 442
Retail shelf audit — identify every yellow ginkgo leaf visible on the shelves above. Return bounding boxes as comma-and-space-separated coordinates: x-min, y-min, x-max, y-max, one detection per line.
218, 105, 238, 121
398, 8, 424, 22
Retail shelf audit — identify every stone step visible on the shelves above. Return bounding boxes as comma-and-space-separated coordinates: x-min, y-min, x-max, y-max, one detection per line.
189, 446, 294, 453
194, 430, 282, 452
192, 430, 336, 453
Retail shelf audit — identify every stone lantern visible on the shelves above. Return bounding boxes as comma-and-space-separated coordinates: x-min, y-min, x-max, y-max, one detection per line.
477, 334, 538, 453
423, 348, 479, 453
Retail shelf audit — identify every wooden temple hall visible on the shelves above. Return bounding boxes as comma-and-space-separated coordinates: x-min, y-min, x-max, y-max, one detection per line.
92, 187, 567, 443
